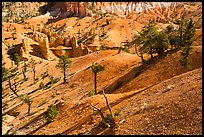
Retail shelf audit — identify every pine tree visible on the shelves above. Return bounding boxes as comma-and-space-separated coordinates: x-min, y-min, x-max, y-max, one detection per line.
21, 95, 32, 115
56, 55, 72, 83
13, 53, 20, 67
22, 61, 29, 81
134, 20, 158, 59
152, 31, 170, 56
2, 61, 9, 81
178, 18, 196, 67
90, 63, 104, 94
7, 71, 20, 98
141, 20, 158, 58
30, 58, 37, 84
133, 34, 145, 63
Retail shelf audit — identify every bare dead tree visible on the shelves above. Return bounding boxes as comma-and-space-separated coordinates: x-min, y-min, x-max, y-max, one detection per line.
102, 90, 114, 119
117, 46, 122, 54
21, 95, 32, 115
91, 90, 116, 128
91, 104, 111, 128
8, 75, 20, 98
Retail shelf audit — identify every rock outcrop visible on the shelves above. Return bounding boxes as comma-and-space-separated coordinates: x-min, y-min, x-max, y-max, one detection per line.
49, 2, 182, 22
70, 36, 89, 57
65, 37, 71, 47
49, 36, 56, 47
50, 2, 92, 18
32, 31, 51, 60
2, 115, 16, 135
57, 36, 64, 45
22, 37, 29, 54
19, 46, 28, 61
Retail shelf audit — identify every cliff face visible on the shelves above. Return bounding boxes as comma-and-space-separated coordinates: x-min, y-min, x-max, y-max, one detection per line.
49, 2, 182, 19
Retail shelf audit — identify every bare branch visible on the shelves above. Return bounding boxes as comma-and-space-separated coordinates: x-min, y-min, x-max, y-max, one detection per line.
102, 90, 114, 119
91, 104, 110, 128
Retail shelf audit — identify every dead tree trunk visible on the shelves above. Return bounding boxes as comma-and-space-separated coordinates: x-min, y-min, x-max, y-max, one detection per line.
8, 77, 20, 98
28, 102, 31, 115
135, 44, 144, 63
102, 90, 114, 119
91, 104, 111, 128
117, 46, 122, 54
102, 90, 116, 127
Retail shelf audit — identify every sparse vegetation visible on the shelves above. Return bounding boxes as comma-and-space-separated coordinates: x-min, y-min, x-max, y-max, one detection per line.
56, 55, 72, 83
13, 53, 20, 67
45, 104, 59, 123
87, 90, 95, 97
2, 61, 9, 82
21, 94, 32, 115
91, 90, 115, 128
22, 61, 29, 81
68, 71, 76, 77
49, 75, 55, 86
178, 18, 195, 68
45, 76, 61, 89
99, 28, 108, 41
122, 46, 130, 53
7, 70, 20, 98
37, 100, 47, 108
114, 109, 122, 117
41, 71, 49, 80
30, 58, 37, 84
99, 45, 106, 50
39, 81, 45, 89
90, 63, 104, 94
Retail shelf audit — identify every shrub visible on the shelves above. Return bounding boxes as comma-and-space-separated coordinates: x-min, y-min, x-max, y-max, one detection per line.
165, 24, 174, 33
114, 109, 122, 117
45, 104, 59, 123
21, 95, 32, 115
68, 72, 76, 77
52, 77, 61, 84
56, 55, 72, 83
104, 113, 112, 125
41, 71, 49, 80
99, 45, 106, 50
51, 58, 57, 61
122, 46, 130, 53
87, 90, 95, 97
90, 63, 104, 94
24, 77, 28, 81
37, 100, 47, 108
39, 82, 45, 89
45, 77, 61, 89
13, 53, 20, 67
69, 83, 75, 88
178, 18, 195, 68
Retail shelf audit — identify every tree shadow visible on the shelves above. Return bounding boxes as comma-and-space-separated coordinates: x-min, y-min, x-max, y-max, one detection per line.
88, 122, 115, 135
